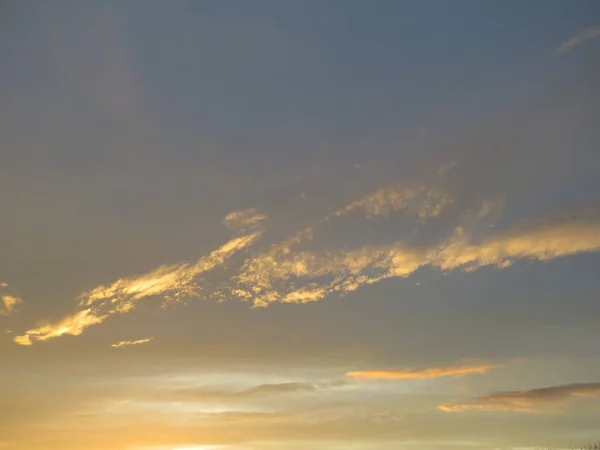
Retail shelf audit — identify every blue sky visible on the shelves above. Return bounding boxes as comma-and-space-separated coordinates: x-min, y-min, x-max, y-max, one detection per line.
1, 1, 600, 449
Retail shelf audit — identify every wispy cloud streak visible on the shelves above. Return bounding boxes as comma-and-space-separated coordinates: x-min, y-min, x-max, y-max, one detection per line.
333, 186, 416, 218
555, 26, 600, 54
229, 204, 600, 306
15, 229, 262, 345
13, 309, 103, 345
439, 382, 600, 413
347, 363, 496, 380
223, 208, 267, 233
171, 381, 345, 402
82, 231, 261, 308
331, 185, 452, 220
111, 337, 153, 348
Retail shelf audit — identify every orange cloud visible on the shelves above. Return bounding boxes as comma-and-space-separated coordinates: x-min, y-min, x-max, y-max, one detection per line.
439, 382, 600, 413
347, 363, 496, 380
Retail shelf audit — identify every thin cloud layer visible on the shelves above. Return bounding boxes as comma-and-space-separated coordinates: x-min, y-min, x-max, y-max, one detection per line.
347, 363, 496, 380
173, 381, 345, 402
439, 382, 600, 413
111, 338, 153, 348
555, 26, 600, 54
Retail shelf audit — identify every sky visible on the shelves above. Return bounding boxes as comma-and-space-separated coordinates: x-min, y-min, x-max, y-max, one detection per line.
1, 1, 600, 449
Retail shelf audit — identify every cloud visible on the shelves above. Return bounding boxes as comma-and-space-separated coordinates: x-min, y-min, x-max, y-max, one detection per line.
223, 208, 267, 233
333, 186, 416, 218
15, 227, 262, 345
331, 185, 452, 221
226, 182, 458, 306
174, 381, 344, 402
14, 309, 103, 345
1, 295, 23, 317
347, 363, 496, 380
82, 231, 261, 308
86, 380, 347, 408
111, 337, 153, 348
229, 204, 600, 307
14, 180, 600, 344
433, 209, 600, 271
555, 26, 600, 54
439, 382, 600, 413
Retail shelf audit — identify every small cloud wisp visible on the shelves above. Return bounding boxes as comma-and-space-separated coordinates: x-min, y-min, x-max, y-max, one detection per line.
111, 337, 154, 348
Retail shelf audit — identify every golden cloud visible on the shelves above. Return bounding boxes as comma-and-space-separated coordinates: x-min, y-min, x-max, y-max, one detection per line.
1, 283, 23, 316
82, 231, 261, 308
331, 185, 452, 221
14, 184, 600, 346
111, 337, 153, 348
15, 230, 261, 345
334, 186, 416, 218
14, 309, 104, 345
434, 213, 600, 271
1, 295, 23, 316
229, 206, 600, 307
222, 208, 267, 232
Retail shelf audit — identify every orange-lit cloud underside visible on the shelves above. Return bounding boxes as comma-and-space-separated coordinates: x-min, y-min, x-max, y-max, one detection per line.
347, 363, 496, 380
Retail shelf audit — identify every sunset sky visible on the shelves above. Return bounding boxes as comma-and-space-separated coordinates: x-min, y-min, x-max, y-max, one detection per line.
2, 1, 600, 449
